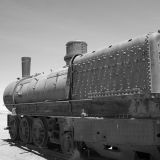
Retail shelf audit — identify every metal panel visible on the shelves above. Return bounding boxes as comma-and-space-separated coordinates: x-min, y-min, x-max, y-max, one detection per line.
34, 76, 46, 101
73, 118, 155, 146
44, 70, 68, 101
20, 81, 31, 102
44, 74, 57, 101
71, 98, 130, 117
71, 34, 151, 99
16, 101, 71, 116
149, 32, 160, 93
25, 78, 39, 102
12, 68, 68, 105
55, 72, 68, 100
14, 78, 32, 103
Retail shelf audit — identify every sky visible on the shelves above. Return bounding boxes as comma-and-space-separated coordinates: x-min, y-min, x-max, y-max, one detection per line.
0, 0, 160, 111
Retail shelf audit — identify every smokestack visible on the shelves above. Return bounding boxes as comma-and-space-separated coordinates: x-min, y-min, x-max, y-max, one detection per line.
21, 57, 31, 78
64, 41, 87, 65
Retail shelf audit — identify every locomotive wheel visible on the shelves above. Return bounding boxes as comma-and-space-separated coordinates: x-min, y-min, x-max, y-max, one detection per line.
19, 117, 31, 144
32, 118, 48, 147
60, 132, 74, 154
9, 116, 19, 140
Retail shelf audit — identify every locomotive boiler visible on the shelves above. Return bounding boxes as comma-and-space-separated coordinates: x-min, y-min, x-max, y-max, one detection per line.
3, 31, 160, 160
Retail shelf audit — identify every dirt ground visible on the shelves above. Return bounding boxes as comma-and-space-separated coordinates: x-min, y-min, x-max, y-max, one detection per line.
0, 112, 47, 160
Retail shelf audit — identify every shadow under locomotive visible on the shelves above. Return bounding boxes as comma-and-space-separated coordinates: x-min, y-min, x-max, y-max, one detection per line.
2, 138, 72, 160
2, 138, 106, 160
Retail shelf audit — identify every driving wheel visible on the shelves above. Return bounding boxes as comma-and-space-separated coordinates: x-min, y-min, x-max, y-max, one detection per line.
9, 116, 19, 140
32, 118, 48, 147
19, 117, 31, 144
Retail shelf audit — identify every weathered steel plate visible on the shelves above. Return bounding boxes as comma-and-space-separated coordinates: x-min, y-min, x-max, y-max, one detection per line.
71, 34, 151, 99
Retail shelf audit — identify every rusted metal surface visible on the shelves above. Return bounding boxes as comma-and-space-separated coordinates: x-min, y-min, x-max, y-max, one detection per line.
73, 117, 160, 159
5, 96, 160, 118
6, 113, 160, 160
21, 57, 31, 78
73, 118, 156, 145
148, 33, 160, 93
71, 98, 130, 117
3, 68, 69, 110
71, 34, 152, 100
10, 96, 131, 117
15, 101, 71, 116
4, 32, 160, 116
4, 31, 160, 160
64, 41, 87, 65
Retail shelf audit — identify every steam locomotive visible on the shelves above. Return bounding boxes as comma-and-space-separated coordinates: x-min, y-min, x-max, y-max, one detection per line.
3, 31, 160, 160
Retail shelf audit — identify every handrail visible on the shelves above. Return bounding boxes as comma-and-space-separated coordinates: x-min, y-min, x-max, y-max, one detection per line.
69, 54, 83, 100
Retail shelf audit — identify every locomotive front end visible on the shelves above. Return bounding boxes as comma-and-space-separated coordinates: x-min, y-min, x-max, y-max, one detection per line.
3, 81, 17, 112
3, 57, 31, 112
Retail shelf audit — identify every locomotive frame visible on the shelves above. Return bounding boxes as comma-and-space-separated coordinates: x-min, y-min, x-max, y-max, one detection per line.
4, 31, 160, 160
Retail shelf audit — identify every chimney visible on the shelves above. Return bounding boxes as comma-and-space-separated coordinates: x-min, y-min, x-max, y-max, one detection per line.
21, 57, 31, 78
64, 41, 87, 65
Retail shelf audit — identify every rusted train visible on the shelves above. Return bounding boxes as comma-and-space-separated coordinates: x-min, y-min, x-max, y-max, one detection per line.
3, 31, 160, 160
